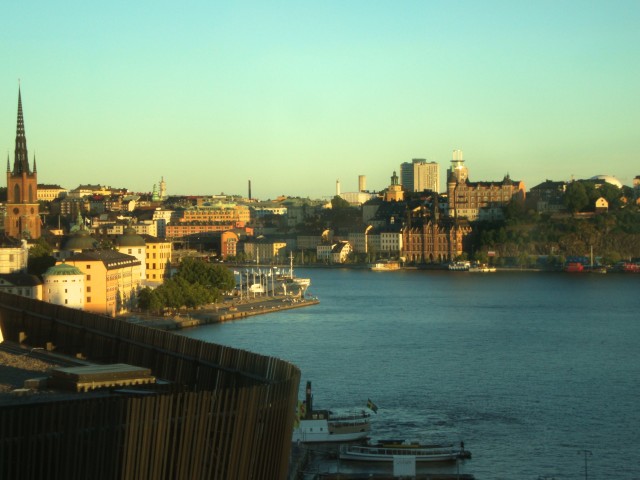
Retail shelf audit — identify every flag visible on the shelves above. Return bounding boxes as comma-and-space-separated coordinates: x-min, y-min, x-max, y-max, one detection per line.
367, 398, 378, 414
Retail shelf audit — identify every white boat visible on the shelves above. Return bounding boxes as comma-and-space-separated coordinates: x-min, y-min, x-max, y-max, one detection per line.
339, 440, 471, 463
292, 382, 371, 443
370, 260, 401, 271
448, 261, 471, 271
279, 253, 311, 294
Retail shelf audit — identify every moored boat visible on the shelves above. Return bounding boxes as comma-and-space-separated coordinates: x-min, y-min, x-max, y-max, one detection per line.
339, 440, 471, 463
468, 263, 496, 273
292, 381, 371, 443
370, 260, 401, 271
448, 261, 471, 271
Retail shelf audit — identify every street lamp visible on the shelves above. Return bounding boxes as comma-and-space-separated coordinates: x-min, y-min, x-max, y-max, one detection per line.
577, 449, 592, 480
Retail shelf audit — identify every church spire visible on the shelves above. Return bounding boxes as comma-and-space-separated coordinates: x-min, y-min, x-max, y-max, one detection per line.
13, 86, 31, 175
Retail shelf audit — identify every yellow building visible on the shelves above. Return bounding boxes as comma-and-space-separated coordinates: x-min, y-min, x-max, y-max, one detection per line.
63, 250, 142, 317
180, 202, 251, 225
144, 235, 172, 285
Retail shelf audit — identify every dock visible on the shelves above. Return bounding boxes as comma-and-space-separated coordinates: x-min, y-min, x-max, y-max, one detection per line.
121, 294, 320, 330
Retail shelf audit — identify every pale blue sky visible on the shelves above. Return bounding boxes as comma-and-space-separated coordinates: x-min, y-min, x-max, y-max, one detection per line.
2, 1, 639, 199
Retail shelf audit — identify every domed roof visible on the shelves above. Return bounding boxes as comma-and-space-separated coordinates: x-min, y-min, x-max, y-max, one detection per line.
590, 175, 623, 189
116, 227, 146, 247
63, 229, 98, 251
44, 263, 84, 277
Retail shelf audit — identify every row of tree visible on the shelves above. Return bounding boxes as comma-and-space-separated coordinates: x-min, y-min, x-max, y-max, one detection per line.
137, 257, 235, 313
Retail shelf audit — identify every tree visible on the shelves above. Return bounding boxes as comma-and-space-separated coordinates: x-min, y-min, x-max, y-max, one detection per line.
564, 182, 589, 213
27, 238, 56, 278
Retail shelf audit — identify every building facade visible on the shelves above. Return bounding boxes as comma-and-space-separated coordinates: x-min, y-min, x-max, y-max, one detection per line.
446, 151, 525, 221
5, 88, 40, 239
62, 250, 142, 317
400, 159, 440, 193
402, 216, 472, 263
144, 236, 172, 285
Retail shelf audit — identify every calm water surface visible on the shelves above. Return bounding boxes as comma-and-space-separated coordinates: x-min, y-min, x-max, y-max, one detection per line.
180, 268, 640, 479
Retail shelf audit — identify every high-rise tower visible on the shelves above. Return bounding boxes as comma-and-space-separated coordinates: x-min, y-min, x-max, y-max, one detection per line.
5, 87, 40, 239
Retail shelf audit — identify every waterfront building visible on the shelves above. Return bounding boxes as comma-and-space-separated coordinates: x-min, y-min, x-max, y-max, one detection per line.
379, 227, 404, 258
297, 229, 332, 251
347, 225, 372, 254
5, 88, 41, 239
62, 250, 142, 316
242, 237, 287, 263
316, 243, 334, 263
331, 241, 352, 263
446, 150, 525, 221
42, 263, 85, 309
402, 200, 471, 263
400, 158, 440, 193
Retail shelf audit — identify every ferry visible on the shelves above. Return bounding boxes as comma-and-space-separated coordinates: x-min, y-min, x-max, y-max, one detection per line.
468, 263, 496, 273
370, 260, 402, 271
292, 382, 371, 443
448, 261, 471, 271
339, 440, 471, 463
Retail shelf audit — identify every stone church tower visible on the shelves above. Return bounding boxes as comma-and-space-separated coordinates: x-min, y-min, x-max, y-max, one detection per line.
5, 87, 40, 239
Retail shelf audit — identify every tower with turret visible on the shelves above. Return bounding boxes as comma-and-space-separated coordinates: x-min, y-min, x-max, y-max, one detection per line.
5, 87, 40, 239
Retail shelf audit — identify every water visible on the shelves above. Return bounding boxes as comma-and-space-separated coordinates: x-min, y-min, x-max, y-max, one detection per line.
179, 268, 640, 479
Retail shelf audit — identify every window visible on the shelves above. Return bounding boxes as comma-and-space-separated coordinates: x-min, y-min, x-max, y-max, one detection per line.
87, 287, 91, 293
87, 275, 91, 281
87, 297, 91, 303
86, 265, 91, 269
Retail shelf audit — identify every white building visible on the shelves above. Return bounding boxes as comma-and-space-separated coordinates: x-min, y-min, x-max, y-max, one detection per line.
42, 263, 85, 309
0, 238, 29, 273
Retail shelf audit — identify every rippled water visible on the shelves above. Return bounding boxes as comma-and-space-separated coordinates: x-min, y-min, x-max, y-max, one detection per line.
180, 268, 640, 479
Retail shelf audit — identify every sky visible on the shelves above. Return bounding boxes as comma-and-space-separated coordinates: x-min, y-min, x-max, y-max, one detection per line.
2, 1, 639, 200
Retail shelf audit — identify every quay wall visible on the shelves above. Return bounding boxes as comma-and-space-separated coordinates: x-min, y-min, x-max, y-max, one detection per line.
0, 291, 300, 480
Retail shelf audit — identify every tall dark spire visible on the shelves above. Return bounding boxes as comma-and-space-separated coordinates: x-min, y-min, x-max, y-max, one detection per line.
13, 86, 31, 175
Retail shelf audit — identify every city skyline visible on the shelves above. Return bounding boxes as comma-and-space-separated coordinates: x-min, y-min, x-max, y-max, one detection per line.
2, 1, 639, 199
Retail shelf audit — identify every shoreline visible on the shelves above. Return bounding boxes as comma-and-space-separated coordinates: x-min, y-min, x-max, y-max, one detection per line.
121, 294, 320, 330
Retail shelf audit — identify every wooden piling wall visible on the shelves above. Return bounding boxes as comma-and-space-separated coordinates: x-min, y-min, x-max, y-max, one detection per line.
0, 292, 300, 480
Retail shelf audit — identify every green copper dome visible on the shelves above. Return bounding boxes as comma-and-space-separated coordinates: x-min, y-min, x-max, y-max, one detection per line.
63, 228, 98, 251
116, 226, 146, 247
44, 263, 84, 276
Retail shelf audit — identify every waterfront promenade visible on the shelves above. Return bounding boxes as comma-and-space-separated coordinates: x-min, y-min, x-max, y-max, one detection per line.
122, 293, 320, 330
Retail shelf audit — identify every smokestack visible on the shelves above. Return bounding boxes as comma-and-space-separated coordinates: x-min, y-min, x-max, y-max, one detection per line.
248, 180, 252, 200
358, 175, 366, 192
336, 179, 341, 196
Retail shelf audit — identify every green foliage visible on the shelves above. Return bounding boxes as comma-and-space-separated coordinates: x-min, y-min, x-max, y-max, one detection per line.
331, 195, 351, 210
564, 182, 589, 213
27, 238, 56, 277
473, 205, 640, 265
137, 257, 235, 313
